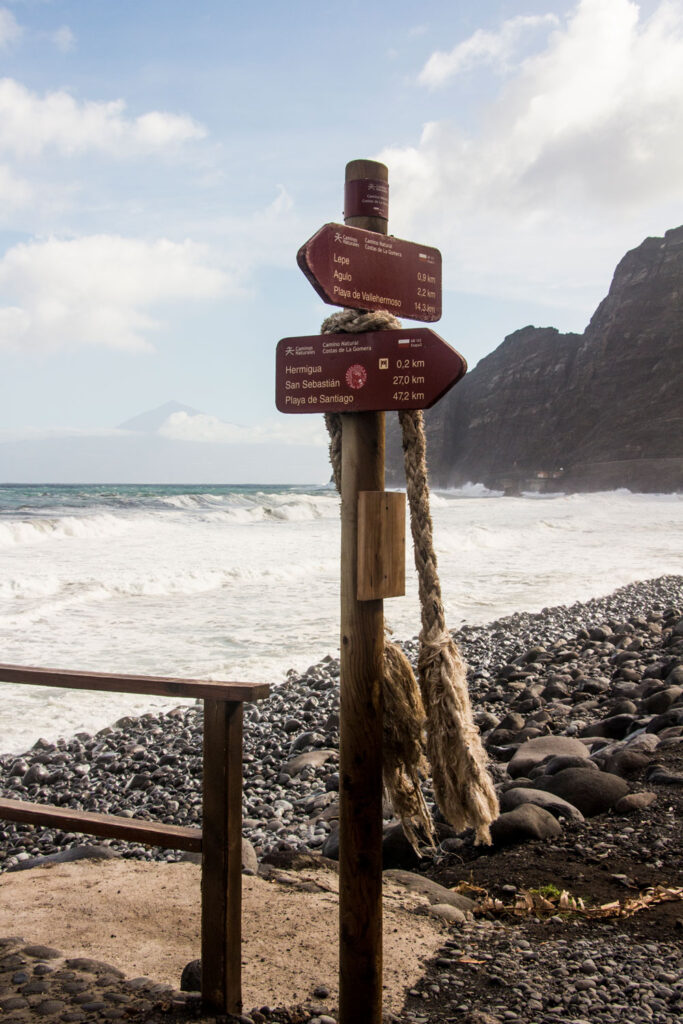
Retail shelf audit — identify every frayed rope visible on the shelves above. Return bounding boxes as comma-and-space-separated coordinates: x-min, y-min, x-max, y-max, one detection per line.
322, 308, 498, 848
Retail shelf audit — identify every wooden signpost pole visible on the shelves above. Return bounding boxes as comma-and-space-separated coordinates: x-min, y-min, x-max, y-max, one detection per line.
283, 158, 458, 1023
338, 159, 388, 1024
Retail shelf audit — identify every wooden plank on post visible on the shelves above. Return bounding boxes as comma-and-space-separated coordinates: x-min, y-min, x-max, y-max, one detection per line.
201, 699, 243, 1015
338, 157, 388, 1024
357, 491, 406, 601
0, 797, 202, 852
0, 663, 268, 703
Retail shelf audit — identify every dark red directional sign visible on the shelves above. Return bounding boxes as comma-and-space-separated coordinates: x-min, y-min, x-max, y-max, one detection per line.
276, 329, 466, 414
297, 223, 442, 322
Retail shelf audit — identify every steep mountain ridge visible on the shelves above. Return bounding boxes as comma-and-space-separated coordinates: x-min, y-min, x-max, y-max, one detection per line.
390, 225, 682, 493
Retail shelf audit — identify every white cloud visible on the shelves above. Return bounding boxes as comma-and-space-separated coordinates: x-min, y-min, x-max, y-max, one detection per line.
0, 78, 206, 159
382, 0, 683, 310
0, 235, 236, 352
419, 14, 559, 86
0, 8, 21, 49
133, 110, 199, 147
158, 411, 327, 447
197, 183, 302, 271
0, 162, 32, 208
52, 25, 76, 53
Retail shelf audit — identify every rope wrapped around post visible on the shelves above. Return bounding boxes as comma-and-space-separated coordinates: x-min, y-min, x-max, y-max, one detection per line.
322, 308, 499, 847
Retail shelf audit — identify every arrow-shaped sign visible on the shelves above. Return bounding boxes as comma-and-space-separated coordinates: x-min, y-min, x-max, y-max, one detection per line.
276, 328, 466, 414
297, 223, 442, 323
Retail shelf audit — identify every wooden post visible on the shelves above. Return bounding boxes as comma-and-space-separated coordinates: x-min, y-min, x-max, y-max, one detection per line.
201, 698, 244, 1014
338, 158, 389, 1024
357, 491, 406, 601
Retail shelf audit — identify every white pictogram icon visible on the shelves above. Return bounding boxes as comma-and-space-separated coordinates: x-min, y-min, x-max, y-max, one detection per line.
334, 232, 343, 243
379, 358, 388, 370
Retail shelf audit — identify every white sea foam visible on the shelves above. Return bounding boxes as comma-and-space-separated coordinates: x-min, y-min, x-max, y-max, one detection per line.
436, 482, 505, 499
0, 513, 129, 548
0, 576, 61, 600
0, 484, 681, 752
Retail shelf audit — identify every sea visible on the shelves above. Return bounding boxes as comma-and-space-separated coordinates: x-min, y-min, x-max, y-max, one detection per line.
1, 483, 681, 754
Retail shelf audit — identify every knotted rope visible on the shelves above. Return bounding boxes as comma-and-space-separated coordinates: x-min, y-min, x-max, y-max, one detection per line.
322, 308, 498, 847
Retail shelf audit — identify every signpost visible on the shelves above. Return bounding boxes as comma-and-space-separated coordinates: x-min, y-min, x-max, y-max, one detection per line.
277, 158, 463, 1024
275, 328, 466, 414
335, 161, 388, 1024
297, 223, 442, 321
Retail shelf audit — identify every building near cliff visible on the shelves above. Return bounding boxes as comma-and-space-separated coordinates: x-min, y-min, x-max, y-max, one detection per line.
389, 225, 683, 494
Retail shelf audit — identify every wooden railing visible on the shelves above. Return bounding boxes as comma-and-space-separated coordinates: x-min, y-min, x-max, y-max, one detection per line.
0, 663, 269, 1015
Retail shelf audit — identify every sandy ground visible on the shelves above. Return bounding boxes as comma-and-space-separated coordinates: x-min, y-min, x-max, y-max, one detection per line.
0, 859, 448, 1013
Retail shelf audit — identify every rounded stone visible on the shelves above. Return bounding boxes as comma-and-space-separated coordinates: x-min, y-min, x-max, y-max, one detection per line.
427, 903, 467, 924
508, 737, 590, 778
615, 791, 658, 814
180, 958, 201, 992
35, 999, 67, 1014
491, 804, 563, 845
535, 767, 629, 815
500, 787, 584, 822
22, 945, 62, 960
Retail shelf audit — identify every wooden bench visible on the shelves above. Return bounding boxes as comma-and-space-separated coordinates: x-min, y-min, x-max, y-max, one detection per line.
0, 663, 269, 1015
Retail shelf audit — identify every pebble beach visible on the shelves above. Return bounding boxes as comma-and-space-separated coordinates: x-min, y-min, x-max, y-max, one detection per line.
1, 574, 682, 1023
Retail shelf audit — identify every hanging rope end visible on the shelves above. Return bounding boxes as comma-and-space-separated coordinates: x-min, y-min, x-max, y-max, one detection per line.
474, 823, 493, 846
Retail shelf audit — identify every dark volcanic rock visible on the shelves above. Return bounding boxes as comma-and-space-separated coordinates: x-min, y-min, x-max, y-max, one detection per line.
542, 754, 600, 776
604, 747, 653, 778
499, 786, 584, 822
180, 959, 201, 992
535, 767, 629, 816
507, 736, 590, 778
7, 844, 119, 872
380, 823, 422, 870
490, 804, 562, 845
388, 225, 683, 492
579, 713, 639, 740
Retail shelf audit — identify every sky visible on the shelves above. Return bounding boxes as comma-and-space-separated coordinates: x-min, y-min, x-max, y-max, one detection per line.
0, 0, 682, 482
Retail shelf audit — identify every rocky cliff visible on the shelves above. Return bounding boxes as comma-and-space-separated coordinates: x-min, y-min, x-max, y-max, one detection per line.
389, 225, 683, 493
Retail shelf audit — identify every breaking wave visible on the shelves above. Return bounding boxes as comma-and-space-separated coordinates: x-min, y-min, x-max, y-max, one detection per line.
0, 513, 129, 548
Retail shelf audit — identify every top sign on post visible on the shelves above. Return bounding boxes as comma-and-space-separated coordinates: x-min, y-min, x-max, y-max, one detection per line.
344, 178, 389, 221
297, 223, 442, 322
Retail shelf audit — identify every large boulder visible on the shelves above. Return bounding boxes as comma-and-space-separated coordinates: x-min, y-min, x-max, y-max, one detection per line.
579, 714, 639, 740
541, 754, 600, 776
500, 787, 584, 822
641, 686, 682, 714
603, 747, 652, 778
490, 804, 562, 846
507, 736, 590, 778
535, 767, 629, 816
646, 708, 683, 733
322, 823, 433, 869
383, 870, 475, 912
381, 824, 422, 870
